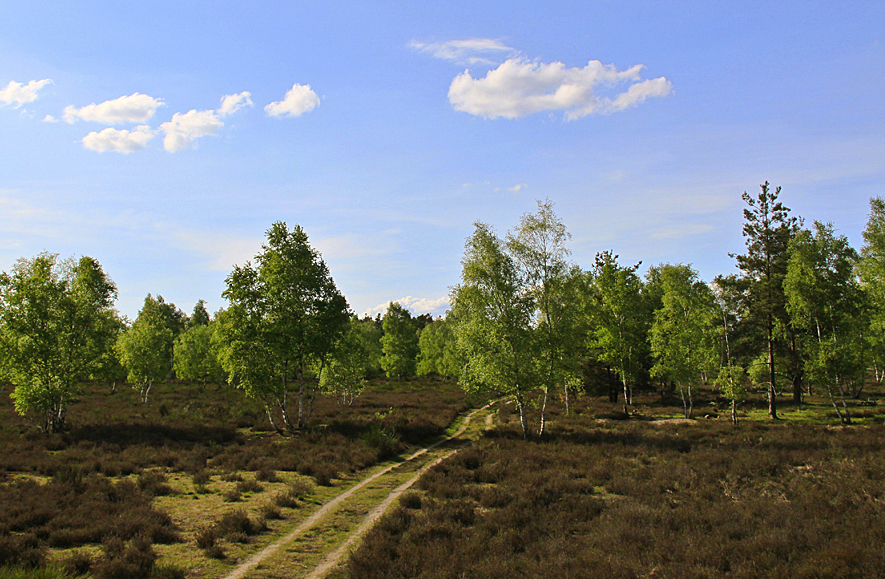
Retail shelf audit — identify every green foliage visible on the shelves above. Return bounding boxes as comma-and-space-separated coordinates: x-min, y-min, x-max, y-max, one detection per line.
0, 253, 118, 432
416, 316, 460, 378
354, 316, 384, 376
116, 295, 174, 403
381, 302, 419, 380
507, 199, 582, 428
730, 181, 800, 417
582, 251, 649, 408
859, 197, 885, 386
320, 318, 369, 404
173, 322, 225, 387
216, 222, 350, 432
649, 264, 720, 418
714, 364, 747, 423
785, 222, 863, 423
451, 222, 539, 438
188, 299, 210, 328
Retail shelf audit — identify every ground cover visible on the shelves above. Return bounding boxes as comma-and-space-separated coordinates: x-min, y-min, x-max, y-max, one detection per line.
0, 377, 477, 578
339, 391, 885, 579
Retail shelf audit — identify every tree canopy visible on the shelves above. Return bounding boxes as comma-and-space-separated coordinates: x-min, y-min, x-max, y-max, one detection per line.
216, 221, 350, 433
451, 222, 539, 439
0, 254, 118, 431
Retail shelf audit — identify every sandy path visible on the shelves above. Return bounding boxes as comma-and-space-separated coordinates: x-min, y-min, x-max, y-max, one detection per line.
221, 403, 492, 579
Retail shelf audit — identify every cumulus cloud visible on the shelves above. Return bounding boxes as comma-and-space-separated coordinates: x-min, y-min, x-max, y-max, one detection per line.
409, 38, 515, 65
81, 125, 157, 153
218, 91, 253, 117
0, 79, 52, 108
63, 93, 163, 125
43, 115, 59, 123
447, 58, 672, 120
364, 296, 450, 317
509, 184, 527, 192
159, 109, 223, 152
265, 84, 320, 118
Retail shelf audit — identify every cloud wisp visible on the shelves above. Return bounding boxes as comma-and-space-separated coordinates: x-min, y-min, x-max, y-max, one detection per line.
265, 84, 320, 118
409, 38, 515, 65
448, 58, 672, 120
63, 93, 164, 124
0, 79, 52, 108
218, 91, 253, 117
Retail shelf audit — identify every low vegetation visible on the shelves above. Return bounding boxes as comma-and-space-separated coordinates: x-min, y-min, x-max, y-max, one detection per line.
0, 377, 475, 578
342, 393, 885, 579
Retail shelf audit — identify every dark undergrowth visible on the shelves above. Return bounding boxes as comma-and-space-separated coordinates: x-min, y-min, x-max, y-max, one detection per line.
342, 405, 885, 579
0, 377, 475, 576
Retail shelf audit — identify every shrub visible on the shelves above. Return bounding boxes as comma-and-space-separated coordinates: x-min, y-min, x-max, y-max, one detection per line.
191, 471, 210, 486
274, 489, 299, 509
60, 550, 93, 577
236, 478, 264, 494
260, 504, 283, 520
215, 509, 265, 539
0, 534, 46, 569
92, 535, 156, 579
399, 492, 422, 510
136, 472, 173, 497
256, 467, 279, 482
193, 527, 216, 550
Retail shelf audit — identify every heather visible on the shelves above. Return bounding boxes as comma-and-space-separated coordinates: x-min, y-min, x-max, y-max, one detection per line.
0, 377, 474, 577
343, 397, 885, 579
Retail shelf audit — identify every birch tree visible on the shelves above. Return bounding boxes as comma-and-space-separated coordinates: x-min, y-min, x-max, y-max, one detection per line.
649, 264, 719, 418
216, 222, 350, 433
0, 254, 118, 431
785, 222, 863, 425
858, 197, 885, 389
507, 199, 580, 433
451, 222, 539, 439
173, 322, 225, 389
320, 318, 369, 405
583, 251, 649, 414
116, 295, 173, 403
380, 302, 418, 380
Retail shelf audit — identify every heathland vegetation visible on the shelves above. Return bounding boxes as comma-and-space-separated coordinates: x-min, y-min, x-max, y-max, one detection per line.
1, 183, 884, 578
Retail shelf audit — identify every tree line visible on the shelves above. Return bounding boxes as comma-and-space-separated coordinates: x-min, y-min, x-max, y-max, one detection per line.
2, 184, 883, 436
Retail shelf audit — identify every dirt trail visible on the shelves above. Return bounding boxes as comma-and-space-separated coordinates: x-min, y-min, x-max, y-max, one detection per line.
221, 403, 495, 579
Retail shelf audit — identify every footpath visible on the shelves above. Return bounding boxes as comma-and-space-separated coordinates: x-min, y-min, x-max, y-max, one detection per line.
220, 402, 497, 579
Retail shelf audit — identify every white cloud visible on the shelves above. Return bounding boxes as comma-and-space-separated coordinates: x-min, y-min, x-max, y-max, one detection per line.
63, 93, 163, 125
43, 115, 59, 123
0, 79, 52, 108
608, 77, 674, 113
218, 91, 253, 117
410, 38, 515, 65
509, 184, 527, 192
265, 84, 320, 118
82, 125, 157, 153
364, 296, 451, 318
159, 109, 223, 152
448, 58, 672, 120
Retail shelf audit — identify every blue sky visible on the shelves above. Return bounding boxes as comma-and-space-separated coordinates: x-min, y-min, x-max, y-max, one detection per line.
2, 1, 883, 320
